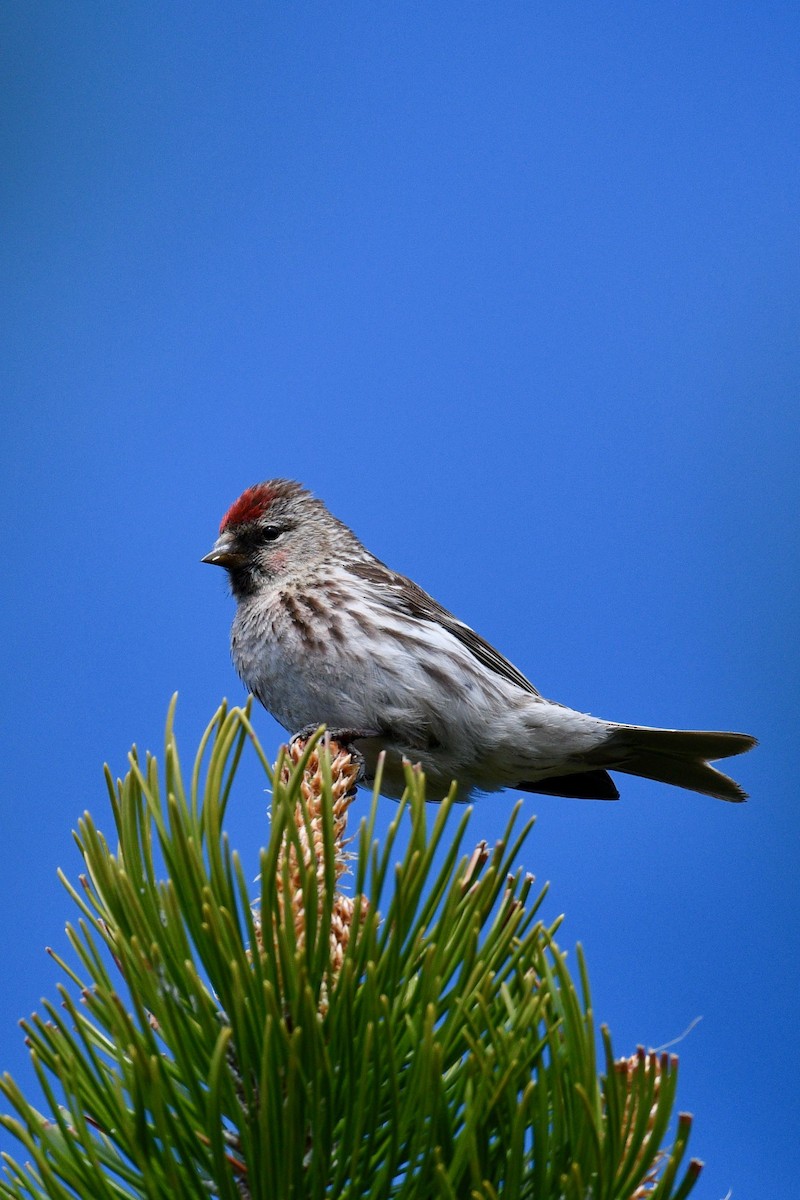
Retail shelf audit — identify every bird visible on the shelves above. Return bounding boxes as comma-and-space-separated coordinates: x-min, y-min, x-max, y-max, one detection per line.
203, 479, 756, 803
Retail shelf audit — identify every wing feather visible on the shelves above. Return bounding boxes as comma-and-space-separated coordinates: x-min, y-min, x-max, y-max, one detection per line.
347, 560, 540, 696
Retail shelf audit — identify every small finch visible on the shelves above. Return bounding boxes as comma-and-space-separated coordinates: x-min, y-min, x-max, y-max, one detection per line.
203, 480, 756, 803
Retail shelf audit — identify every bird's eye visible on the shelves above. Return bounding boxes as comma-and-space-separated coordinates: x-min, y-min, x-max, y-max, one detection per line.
261, 526, 284, 542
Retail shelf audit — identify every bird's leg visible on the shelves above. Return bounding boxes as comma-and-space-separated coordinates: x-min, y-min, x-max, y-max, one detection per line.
288, 726, 381, 784
288, 723, 329, 746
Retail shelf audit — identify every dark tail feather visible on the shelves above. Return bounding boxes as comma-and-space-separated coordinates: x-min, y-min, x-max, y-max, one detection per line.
599, 727, 757, 802
517, 769, 620, 801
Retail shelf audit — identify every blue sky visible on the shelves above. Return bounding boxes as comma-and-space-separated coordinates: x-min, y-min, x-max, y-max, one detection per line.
2, 2, 798, 1194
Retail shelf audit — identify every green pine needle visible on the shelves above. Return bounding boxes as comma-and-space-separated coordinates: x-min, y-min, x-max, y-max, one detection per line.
0, 700, 703, 1200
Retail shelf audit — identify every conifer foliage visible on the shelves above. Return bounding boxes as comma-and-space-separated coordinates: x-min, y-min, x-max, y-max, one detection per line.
1, 700, 702, 1199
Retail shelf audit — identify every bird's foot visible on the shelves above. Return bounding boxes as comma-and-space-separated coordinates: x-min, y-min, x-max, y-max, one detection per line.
289, 723, 329, 747
288, 726, 380, 785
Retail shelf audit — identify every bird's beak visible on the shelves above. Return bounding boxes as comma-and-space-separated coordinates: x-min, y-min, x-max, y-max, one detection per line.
201, 534, 245, 569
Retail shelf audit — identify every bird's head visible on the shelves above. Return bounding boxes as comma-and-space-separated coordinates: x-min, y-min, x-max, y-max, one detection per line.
203, 479, 356, 597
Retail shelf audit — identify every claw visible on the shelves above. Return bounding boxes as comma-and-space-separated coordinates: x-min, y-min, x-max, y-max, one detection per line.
289, 724, 328, 746
288, 726, 380, 786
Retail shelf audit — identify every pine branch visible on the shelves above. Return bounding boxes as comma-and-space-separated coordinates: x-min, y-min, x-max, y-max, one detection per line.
1, 700, 703, 1199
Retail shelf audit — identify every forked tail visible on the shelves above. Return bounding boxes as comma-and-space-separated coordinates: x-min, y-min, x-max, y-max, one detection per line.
600, 726, 757, 801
